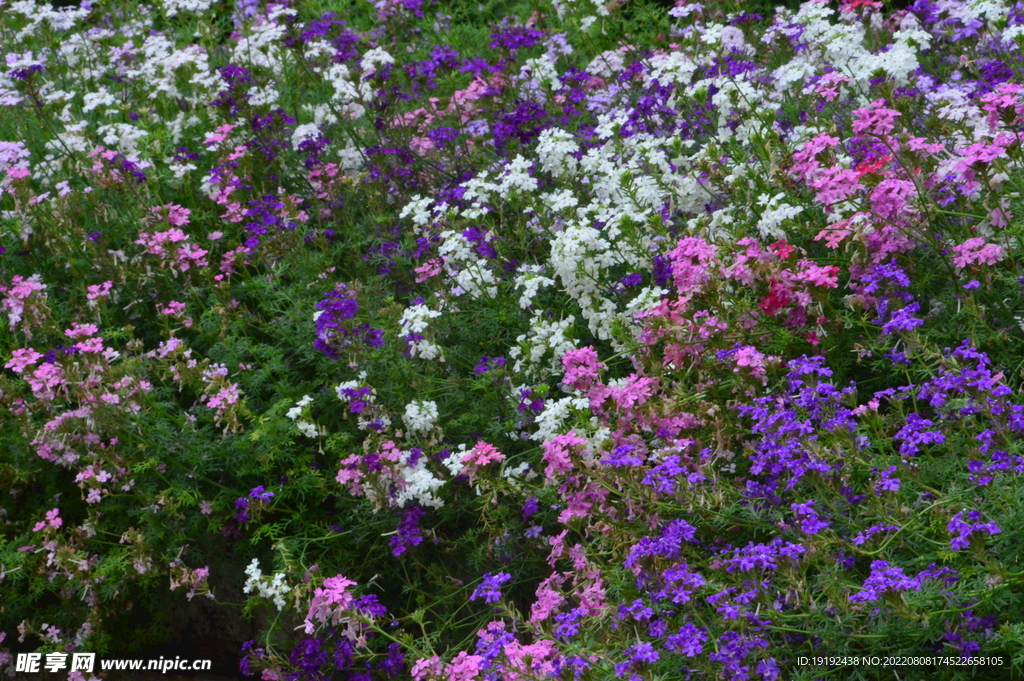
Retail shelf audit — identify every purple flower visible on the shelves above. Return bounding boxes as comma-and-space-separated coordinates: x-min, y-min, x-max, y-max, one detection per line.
554, 607, 584, 640
313, 286, 383, 358
894, 412, 945, 456
881, 302, 924, 334
624, 519, 697, 568
874, 466, 901, 494
626, 642, 659, 664
851, 524, 900, 546
249, 486, 274, 502
722, 538, 805, 573
790, 500, 829, 534
470, 572, 511, 603
489, 26, 545, 51
378, 643, 405, 677
603, 444, 643, 468
620, 273, 644, 287
664, 623, 707, 657
353, 594, 387, 617
474, 356, 506, 374
390, 506, 426, 556
947, 510, 1001, 551
850, 560, 922, 603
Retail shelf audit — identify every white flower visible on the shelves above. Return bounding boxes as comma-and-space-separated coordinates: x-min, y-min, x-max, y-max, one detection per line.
403, 400, 439, 433
243, 559, 292, 611
360, 47, 395, 76
399, 304, 445, 361
162, 0, 213, 17
285, 395, 314, 420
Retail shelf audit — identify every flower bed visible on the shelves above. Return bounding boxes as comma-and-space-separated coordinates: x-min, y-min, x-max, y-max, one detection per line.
3, 0, 1024, 679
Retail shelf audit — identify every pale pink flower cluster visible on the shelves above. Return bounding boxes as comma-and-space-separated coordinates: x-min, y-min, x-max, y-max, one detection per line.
198, 364, 244, 434
541, 432, 587, 480
32, 508, 63, 532
86, 281, 113, 301
169, 558, 213, 601
731, 345, 773, 381
852, 99, 901, 137
412, 652, 483, 681
203, 123, 237, 148
461, 441, 505, 466
136, 228, 209, 274
1, 274, 48, 339
668, 237, 718, 294
951, 237, 1006, 269
151, 202, 192, 227
303, 574, 358, 635
813, 73, 851, 102
460, 441, 505, 480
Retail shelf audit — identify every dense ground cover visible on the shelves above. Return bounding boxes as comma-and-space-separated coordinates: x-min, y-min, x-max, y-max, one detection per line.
4, 0, 1024, 678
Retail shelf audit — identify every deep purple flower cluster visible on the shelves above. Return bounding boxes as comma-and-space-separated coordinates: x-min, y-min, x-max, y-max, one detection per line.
624, 519, 697, 568
474, 356, 506, 374
849, 561, 957, 604
390, 505, 426, 556
720, 538, 806, 574
234, 486, 274, 524
313, 286, 384, 359
947, 510, 1001, 551
790, 499, 829, 534
470, 572, 511, 603
489, 27, 545, 51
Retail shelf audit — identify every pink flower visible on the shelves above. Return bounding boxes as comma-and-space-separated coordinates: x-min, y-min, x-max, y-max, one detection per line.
5, 347, 42, 373
952, 238, 1006, 269
65, 322, 98, 338
411, 656, 444, 681
791, 133, 840, 183
74, 337, 105, 354
541, 432, 587, 480
852, 99, 901, 136
957, 137, 1012, 173
206, 384, 241, 410
86, 281, 113, 300
304, 574, 358, 634
814, 73, 850, 102
152, 203, 192, 226
794, 261, 840, 288
33, 508, 62, 532
870, 178, 916, 220
414, 258, 443, 283
811, 166, 862, 206
446, 652, 484, 681
668, 237, 718, 294
609, 374, 658, 411
530, 573, 567, 622
161, 301, 187, 316
561, 346, 604, 391
204, 124, 237, 147
461, 441, 505, 466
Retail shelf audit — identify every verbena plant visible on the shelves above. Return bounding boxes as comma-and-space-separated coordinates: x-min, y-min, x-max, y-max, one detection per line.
3, 0, 1024, 679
